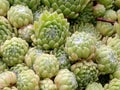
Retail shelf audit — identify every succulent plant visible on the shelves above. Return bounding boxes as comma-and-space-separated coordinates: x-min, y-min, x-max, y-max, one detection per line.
104, 78, 120, 90
104, 9, 117, 21
8, 0, 40, 11
70, 23, 102, 40
25, 47, 43, 68
1, 37, 29, 66
0, 0, 120, 89
107, 36, 120, 61
3, 86, 18, 90
40, 78, 57, 90
0, 71, 17, 89
42, 0, 91, 19
0, 16, 14, 45
0, 0, 10, 16
95, 45, 118, 75
71, 61, 98, 90
7, 5, 33, 28
117, 9, 120, 23
10, 64, 29, 75
93, 4, 106, 17
17, 70, 39, 90
115, 0, 120, 8
33, 54, 59, 79
110, 62, 120, 79
54, 69, 78, 90
114, 22, 120, 37
97, 0, 114, 9
18, 24, 33, 43
31, 11, 69, 50
65, 31, 97, 61
33, 6, 53, 21
86, 82, 104, 90
96, 21, 115, 36
0, 60, 8, 73
72, 1, 95, 24
53, 49, 71, 70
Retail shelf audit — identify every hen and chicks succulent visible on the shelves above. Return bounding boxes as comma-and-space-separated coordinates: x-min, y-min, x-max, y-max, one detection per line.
0, 0, 120, 90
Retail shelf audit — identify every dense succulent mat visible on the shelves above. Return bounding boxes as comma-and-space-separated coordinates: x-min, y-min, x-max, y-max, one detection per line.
1, 0, 120, 90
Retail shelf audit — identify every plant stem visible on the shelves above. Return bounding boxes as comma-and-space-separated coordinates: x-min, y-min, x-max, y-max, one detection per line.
96, 18, 115, 25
